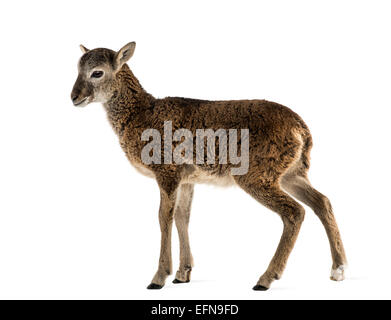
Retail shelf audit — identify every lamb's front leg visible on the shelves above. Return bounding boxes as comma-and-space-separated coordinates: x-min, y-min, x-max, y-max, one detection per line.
173, 183, 194, 284
147, 178, 178, 289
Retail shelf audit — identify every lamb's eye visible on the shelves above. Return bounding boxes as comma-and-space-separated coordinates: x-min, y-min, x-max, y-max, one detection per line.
91, 71, 104, 78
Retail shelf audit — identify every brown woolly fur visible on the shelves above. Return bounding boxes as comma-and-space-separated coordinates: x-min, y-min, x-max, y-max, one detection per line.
71, 42, 347, 290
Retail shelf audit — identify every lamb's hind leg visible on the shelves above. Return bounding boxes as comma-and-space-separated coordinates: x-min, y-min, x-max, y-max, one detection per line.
281, 174, 347, 281
173, 183, 194, 284
235, 178, 305, 290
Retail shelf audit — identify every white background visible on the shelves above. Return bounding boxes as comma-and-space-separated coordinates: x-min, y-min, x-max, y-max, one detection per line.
0, 0, 390, 299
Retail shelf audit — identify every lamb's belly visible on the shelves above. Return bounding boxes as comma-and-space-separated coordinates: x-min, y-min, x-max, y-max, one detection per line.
184, 169, 236, 187
130, 160, 235, 187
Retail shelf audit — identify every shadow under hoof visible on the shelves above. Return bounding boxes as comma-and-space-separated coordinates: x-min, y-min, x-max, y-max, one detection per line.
147, 283, 163, 290
172, 278, 190, 284
253, 284, 269, 291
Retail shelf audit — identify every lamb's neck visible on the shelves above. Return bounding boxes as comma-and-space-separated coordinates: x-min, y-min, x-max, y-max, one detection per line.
104, 66, 154, 135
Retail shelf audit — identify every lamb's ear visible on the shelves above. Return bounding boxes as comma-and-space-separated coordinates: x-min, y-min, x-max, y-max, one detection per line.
115, 42, 136, 70
80, 44, 89, 54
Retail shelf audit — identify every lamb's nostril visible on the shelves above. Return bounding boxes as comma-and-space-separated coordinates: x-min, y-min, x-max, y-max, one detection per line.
72, 94, 79, 102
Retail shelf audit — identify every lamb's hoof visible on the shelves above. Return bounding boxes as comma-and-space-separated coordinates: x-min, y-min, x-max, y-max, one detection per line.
173, 278, 190, 284
330, 265, 346, 281
147, 283, 163, 290
253, 284, 269, 291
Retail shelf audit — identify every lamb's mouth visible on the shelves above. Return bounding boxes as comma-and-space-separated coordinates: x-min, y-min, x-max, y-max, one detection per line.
73, 98, 88, 107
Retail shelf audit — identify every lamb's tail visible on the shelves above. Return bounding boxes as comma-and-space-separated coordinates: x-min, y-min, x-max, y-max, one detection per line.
293, 119, 313, 177
300, 130, 313, 171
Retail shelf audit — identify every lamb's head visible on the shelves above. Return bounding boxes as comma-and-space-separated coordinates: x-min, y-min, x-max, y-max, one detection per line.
71, 42, 136, 107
